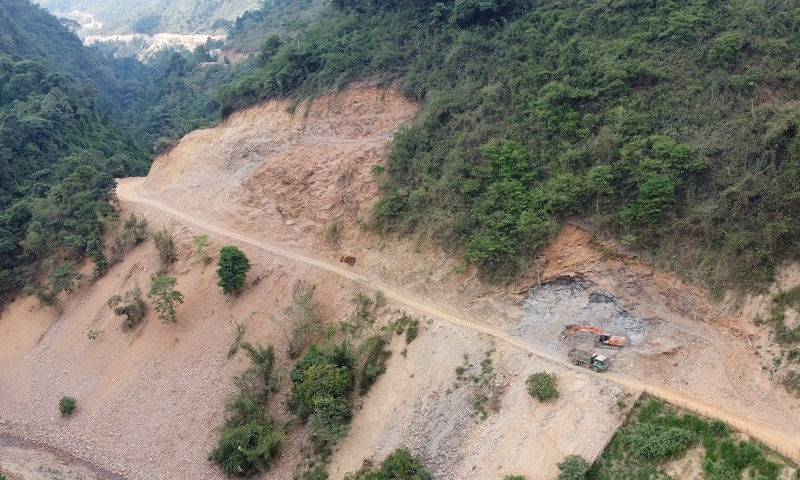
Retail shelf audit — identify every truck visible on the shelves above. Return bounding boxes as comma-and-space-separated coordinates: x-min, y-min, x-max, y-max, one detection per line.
568, 347, 608, 372
563, 324, 627, 348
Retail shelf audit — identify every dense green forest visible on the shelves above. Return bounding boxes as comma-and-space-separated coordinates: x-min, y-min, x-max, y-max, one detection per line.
220, 0, 800, 291
0, 0, 153, 298
5, 0, 800, 299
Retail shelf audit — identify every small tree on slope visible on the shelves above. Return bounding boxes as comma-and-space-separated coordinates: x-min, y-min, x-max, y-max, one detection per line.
216, 246, 251, 296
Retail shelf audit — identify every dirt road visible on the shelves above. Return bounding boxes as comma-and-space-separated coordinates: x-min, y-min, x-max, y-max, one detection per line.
116, 176, 800, 461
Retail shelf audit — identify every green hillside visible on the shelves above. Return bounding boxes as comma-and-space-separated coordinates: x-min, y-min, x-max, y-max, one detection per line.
221, 0, 800, 291
0, 0, 151, 299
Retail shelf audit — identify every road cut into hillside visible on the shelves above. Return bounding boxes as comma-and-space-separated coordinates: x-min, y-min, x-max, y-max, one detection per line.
117, 176, 800, 463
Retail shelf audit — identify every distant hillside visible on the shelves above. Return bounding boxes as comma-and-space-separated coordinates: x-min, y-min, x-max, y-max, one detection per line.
0, 0, 153, 116
36, 0, 261, 35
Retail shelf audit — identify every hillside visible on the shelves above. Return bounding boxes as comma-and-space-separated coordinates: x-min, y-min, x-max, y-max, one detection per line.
36, 0, 260, 36
2, 87, 799, 479
219, 0, 800, 295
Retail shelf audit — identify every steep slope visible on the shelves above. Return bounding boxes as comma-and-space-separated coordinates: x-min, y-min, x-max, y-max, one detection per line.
2, 86, 800, 480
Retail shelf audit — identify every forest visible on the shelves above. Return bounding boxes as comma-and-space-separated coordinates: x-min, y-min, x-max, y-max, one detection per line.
3, 0, 800, 302
219, 0, 800, 291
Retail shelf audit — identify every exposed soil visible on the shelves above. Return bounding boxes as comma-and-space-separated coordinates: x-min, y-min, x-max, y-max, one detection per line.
2, 86, 799, 479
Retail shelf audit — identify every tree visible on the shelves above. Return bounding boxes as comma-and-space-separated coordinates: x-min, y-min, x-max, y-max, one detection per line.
556, 455, 590, 480
148, 274, 183, 324
526, 372, 559, 402
216, 246, 251, 296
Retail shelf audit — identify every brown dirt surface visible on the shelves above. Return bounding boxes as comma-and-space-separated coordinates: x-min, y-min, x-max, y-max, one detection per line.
2, 86, 800, 479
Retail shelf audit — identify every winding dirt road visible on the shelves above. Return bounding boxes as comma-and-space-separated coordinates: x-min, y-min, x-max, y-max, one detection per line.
116, 177, 800, 461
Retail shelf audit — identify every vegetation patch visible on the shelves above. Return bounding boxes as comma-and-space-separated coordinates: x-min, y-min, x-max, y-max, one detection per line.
210, 343, 287, 477
526, 372, 558, 403
59, 396, 76, 417
285, 281, 325, 359
343, 448, 431, 480
589, 395, 796, 480
450, 348, 497, 420
108, 283, 147, 331
216, 246, 251, 296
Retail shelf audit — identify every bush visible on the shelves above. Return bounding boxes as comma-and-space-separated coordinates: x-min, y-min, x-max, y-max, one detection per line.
108, 284, 147, 331
359, 335, 391, 395
556, 455, 590, 480
192, 234, 213, 264
59, 396, 76, 416
209, 419, 285, 476
285, 281, 323, 359
344, 448, 431, 480
217, 246, 251, 296
210, 343, 285, 477
625, 422, 696, 461
308, 397, 352, 456
152, 228, 177, 272
526, 372, 558, 402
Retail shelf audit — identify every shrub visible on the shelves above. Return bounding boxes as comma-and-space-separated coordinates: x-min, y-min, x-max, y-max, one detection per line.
344, 448, 431, 480
217, 246, 251, 296
152, 228, 177, 272
526, 372, 559, 402
359, 335, 391, 395
209, 419, 285, 476
556, 455, 590, 480
192, 234, 213, 264
308, 397, 352, 456
210, 343, 285, 477
59, 396, 76, 416
108, 284, 147, 331
625, 422, 696, 461
113, 214, 148, 260
285, 281, 323, 359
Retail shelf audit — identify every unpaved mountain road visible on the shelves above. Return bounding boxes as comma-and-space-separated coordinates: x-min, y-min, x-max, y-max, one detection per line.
117, 176, 800, 462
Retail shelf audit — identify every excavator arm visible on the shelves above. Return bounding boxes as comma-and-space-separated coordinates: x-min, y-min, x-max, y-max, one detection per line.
563, 324, 627, 347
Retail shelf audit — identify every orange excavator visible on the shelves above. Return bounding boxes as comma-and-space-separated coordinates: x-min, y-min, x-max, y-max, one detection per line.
563, 324, 627, 348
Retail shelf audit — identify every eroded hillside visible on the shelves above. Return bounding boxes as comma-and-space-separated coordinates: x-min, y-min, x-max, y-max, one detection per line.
2, 86, 799, 479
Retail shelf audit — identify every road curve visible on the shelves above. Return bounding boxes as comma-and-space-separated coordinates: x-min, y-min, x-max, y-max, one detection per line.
116, 177, 800, 460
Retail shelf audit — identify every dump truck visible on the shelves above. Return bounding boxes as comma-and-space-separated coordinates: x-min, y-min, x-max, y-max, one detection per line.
563, 324, 627, 348
568, 347, 608, 372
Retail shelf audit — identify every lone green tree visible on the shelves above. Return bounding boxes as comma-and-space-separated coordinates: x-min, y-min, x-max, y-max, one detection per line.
216, 246, 251, 296
148, 274, 184, 323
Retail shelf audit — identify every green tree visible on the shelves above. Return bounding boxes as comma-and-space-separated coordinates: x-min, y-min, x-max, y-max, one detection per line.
526, 372, 559, 402
148, 274, 184, 324
216, 246, 251, 296
59, 396, 77, 416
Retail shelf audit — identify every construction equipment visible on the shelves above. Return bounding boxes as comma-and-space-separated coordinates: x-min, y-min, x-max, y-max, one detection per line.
563, 324, 627, 348
568, 347, 608, 372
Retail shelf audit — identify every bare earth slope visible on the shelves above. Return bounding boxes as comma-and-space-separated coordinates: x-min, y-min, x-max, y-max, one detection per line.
2, 86, 800, 479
